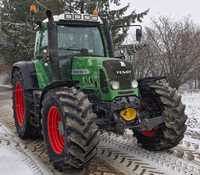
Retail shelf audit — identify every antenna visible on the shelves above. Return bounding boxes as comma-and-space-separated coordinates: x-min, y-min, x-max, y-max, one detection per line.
80, 0, 85, 14
69, 1, 72, 13
46, 9, 54, 22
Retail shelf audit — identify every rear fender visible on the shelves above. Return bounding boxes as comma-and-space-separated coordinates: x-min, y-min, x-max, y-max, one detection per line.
11, 61, 38, 90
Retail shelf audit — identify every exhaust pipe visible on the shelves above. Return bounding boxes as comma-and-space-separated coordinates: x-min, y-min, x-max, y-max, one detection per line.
46, 10, 61, 81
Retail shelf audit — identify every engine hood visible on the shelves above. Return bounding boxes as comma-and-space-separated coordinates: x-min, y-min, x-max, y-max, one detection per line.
71, 56, 138, 101
103, 59, 134, 79
103, 59, 134, 89
72, 56, 134, 89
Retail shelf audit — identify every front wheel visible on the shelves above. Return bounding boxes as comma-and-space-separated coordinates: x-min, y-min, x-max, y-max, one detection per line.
134, 81, 187, 151
41, 87, 99, 171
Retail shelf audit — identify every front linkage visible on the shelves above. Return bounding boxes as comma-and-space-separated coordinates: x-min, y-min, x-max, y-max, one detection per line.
89, 76, 187, 152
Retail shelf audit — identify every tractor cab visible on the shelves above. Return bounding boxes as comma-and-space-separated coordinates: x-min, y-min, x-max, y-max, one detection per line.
35, 13, 110, 59
34, 12, 139, 101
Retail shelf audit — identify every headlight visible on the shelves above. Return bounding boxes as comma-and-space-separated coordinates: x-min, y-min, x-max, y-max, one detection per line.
111, 81, 120, 90
131, 80, 138, 88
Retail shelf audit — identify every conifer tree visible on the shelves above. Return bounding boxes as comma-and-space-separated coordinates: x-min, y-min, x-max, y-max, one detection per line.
0, 0, 148, 64
0, 0, 65, 63
65, 0, 148, 46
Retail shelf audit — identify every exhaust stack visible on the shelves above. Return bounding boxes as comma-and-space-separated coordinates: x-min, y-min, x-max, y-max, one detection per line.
46, 10, 61, 81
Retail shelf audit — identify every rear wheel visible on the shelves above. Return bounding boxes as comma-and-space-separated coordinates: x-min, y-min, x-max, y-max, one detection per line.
42, 87, 99, 171
12, 69, 39, 139
134, 81, 187, 151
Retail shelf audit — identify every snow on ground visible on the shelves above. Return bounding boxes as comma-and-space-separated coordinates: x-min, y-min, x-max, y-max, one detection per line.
182, 91, 200, 131
0, 147, 36, 175
0, 124, 53, 175
0, 88, 199, 175
0, 125, 35, 175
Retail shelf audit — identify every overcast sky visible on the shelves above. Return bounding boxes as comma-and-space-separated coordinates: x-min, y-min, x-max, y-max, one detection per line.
114, 0, 200, 26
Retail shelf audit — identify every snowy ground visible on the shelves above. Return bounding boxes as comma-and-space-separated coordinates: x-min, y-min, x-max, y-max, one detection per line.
0, 124, 53, 175
100, 92, 200, 175
182, 91, 200, 130
0, 87, 200, 175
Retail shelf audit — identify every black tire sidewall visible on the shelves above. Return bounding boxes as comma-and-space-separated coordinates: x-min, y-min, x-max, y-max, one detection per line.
136, 81, 186, 150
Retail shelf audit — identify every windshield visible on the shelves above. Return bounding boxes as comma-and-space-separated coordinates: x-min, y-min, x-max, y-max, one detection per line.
57, 26, 105, 57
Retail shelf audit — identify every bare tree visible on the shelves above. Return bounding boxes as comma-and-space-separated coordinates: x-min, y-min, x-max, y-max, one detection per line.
145, 17, 200, 89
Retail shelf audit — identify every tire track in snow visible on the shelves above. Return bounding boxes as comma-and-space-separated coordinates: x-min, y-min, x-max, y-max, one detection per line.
100, 132, 200, 175
0, 100, 125, 175
0, 125, 52, 175
1, 90, 200, 175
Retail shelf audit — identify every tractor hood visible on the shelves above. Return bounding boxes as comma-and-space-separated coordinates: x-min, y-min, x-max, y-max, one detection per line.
71, 56, 138, 101
102, 59, 134, 89
72, 56, 133, 75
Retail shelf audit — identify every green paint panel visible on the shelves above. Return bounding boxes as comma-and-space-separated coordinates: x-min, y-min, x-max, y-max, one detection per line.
34, 59, 52, 88
33, 55, 139, 101
72, 56, 139, 101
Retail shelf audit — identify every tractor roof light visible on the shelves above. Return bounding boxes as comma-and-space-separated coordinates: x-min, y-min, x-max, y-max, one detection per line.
30, 4, 37, 14
91, 16, 98, 21
64, 14, 73, 20
92, 8, 99, 16
83, 15, 98, 21
74, 14, 81, 20
43, 13, 102, 23
84, 15, 91, 21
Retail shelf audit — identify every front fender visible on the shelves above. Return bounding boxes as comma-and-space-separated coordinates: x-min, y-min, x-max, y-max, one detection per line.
39, 80, 78, 111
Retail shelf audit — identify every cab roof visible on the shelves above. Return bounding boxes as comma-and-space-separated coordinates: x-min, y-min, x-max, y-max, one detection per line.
43, 13, 103, 24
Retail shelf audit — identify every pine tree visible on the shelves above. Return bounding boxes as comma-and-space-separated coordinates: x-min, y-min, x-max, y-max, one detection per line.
0, 0, 66, 64
0, 0, 34, 63
65, 0, 148, 46
0, 0, 148, 64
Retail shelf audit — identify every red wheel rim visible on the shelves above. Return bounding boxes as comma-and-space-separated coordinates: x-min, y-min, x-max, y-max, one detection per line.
142, 129, 157, 137
15, 82, 25, 127
48, 106, 64, 155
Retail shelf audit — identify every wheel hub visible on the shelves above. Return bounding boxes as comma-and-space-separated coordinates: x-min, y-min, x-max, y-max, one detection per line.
142, 129, 157, 137
58, 121, 64, 136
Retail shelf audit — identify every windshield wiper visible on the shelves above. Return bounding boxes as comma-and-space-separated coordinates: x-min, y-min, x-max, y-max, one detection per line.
59, 48, 81, 51
86, 53, 103, 57
59, 48, 104, 57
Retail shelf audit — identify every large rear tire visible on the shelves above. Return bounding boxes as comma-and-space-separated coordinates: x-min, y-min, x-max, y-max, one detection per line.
134, 81, 187, 151
41, 87, 99, 171
12, 68, 39, 139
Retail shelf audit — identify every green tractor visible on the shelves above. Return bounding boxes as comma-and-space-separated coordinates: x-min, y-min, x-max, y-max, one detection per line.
11, 8, 187, 172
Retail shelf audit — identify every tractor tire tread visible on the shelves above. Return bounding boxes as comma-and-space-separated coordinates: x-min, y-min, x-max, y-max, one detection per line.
135, 82, 187, 151
41, 86, 99, 171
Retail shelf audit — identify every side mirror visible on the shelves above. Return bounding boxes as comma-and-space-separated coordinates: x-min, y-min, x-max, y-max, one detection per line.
136, 28, 142, 42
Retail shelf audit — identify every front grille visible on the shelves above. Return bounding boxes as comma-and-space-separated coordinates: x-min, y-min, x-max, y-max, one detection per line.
103, 60, 134, 89
119, 79, 131, 89
118, 90, 134, 95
